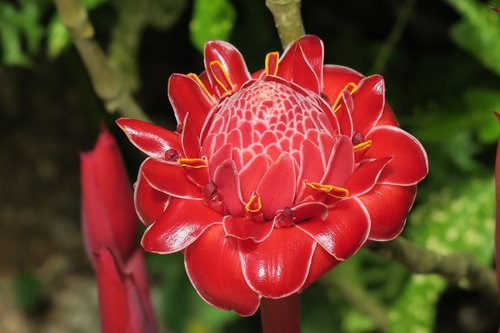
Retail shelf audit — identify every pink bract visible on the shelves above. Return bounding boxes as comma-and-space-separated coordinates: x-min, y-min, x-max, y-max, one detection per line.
117, 35, 428, 316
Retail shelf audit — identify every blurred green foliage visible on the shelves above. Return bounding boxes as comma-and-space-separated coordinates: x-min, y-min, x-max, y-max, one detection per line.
189, 0, 236, 52
2, 0, 500, 332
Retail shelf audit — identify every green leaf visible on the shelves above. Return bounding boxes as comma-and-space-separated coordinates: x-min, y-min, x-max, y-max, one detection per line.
416, 88, 500, 144
389, 177, 495, 331
189, 0, 236, 52
47, 17, 70, 58
444, 0, 500, 76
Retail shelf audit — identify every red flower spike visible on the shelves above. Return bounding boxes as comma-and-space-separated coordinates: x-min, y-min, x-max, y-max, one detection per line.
80, 127, 137, 263
118, 35, 428, 316
95, 248, 156, 333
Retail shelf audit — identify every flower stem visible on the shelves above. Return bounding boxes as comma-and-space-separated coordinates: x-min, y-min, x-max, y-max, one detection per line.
260, 294, 301, 333
265, 0, 305, 49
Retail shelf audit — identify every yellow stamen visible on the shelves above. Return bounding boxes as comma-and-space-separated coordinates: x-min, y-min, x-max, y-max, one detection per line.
353, 140, 372, 152
245, 192, 262, 213
209, 60, 234, 92
332, 82, 358, 112
265, 51, 279, 76
178, 158, 207, 169
187, 73, 216, 103
305, 182, 349, 199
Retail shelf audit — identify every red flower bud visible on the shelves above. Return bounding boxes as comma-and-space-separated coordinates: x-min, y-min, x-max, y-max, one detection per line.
80, 127, 137, 263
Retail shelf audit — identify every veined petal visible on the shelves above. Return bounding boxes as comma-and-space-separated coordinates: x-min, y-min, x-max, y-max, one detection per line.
351, 75, 385, 135
366, 126, 428, 185
257, 153, 297, 220
238, 226, 316, 298
134, 171, 170, 226
223, 216, 274, 242
168, 74, 213, 135
359, 184, 416, 240
141, 199, 222, 253
204, 40, 252, 92
141, 158, 202, 199
296, 198, 370, 260
344, 157, 393, 197
116, 118, 181, 160
185, 225, 260, 316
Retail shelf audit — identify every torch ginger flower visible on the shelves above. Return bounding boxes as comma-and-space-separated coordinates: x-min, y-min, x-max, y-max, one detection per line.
117, 35, 428, 316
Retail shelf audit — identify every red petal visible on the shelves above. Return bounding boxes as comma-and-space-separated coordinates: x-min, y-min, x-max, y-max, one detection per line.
351, 75, 385, 135
359, 184, 416, 240
204, 40, 251, 92
134, 171, 169, 226
185, 225, 260, 316
321, 135, 354, 186
238, 226, 316, 298
223, 216, 274, 242
181, 113, 201, 158
344, 157, 393, 197
116, 118, 181, 160
141, 199, 222, 253
291, 46, 320, 93
322, 65, 364, 103
376, 103, 399, 127
334, 91, 354, 137
168, 74, 213, 135
81, 128, 137, 263
290, 201, 329, 222
296, 198, 370, 260
278, 35, 324, 86
298, 139, 324, 184
302, 245, 340, 290
213, 159, 245, 216
366, 126, 428, 185
257, 153, 297, 220
208, 143, 233, 179
141, 158, 202, 199
239, 154, 271, 201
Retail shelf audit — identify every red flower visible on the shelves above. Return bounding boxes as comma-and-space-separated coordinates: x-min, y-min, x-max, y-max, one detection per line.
81, 127, 157, 332
118, 35, 428, 316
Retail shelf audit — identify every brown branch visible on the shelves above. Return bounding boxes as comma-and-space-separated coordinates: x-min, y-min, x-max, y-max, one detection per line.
53, 0, 151, 122
265, 0, 305, 49
368, 237, 498, 301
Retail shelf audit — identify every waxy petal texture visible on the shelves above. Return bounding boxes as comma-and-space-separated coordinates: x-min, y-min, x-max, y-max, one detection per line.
119, 34, 428, 316
185, 225, 260, 316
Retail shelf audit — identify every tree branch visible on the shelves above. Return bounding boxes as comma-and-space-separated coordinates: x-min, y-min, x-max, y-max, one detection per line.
265, 0, 305, 49
368, 237, 498, 300
53, 0, 151, 122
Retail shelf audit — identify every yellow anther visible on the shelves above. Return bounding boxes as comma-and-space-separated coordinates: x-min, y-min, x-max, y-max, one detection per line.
209, 60, 234, 92
305, 182, 349, 199
245, 192, 262, 213
353, 140, 372, 152
265, 51, 280, 76
178, 158, 207, 169
187, 73, 216, 103
332, 82, 359, 112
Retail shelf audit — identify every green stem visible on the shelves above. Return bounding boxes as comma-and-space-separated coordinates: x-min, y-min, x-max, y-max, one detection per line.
265, 0, 305, 49
370, 0, 416, 74
260, 294, 301, 333
53, 0, 151, 122
368, 237, 498, 301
